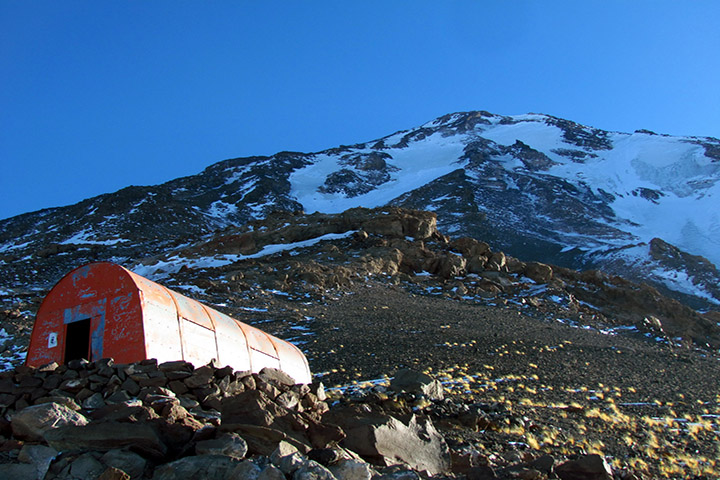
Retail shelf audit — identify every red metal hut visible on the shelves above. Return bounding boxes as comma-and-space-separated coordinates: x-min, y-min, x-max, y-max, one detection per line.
26, 262, 311, 384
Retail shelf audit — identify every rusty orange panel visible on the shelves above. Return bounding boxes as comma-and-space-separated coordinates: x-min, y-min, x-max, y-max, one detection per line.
26, 262, 312, 384
28, 263, 146, 366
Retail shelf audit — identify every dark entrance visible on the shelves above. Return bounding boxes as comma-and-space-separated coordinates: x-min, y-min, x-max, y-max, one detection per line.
64, 318, 91, 362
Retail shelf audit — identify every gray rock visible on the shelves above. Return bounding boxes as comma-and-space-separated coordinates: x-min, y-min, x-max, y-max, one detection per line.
11, 402, 88, 441
528, 454, 555, 474
101, 449, 148, 479
277, 452, 308, 476
556, 454, 613, 480
486, 252, 506, 271
390, 369, 444, 401
69, 452, 106, 479
525, 262, 553, 283
183, 365, 215, 389
293, 460, 337, 480
260, 367, 297, 387
158, 360, 194, 372
82, 391, 106, 409
328, 411, 450, 476
258, 464, 287, 480
195, 432, 248, 459
0, 463, 37, 478
230, 460, 263, 480
34, 395, 82, 411
374, 465, 421, 479
17, 444, 58, 480
276, 390, 301, 409
465, 465, 498, 480
106, 390, 132, 404
151, 454, 241, 480
329, 459, 374, 480
222, 423, 289, 456
44, 421, 167, 458
312, 382, 327, 402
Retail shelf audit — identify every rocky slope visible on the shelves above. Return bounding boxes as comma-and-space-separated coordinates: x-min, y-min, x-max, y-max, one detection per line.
1, 111, 719, 310
1, 208, 719, 479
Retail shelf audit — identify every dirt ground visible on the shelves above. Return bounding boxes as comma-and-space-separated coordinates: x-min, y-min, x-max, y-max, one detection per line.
250, 282, 720, 478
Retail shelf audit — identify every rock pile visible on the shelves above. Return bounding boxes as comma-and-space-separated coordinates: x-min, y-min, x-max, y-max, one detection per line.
0, 359, 450, 479
0, 359, 630, 479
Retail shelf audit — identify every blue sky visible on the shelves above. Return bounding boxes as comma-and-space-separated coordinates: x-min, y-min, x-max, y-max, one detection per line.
1, 1, 719, 220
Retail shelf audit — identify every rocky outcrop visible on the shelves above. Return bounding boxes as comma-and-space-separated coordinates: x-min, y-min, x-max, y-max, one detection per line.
152, 209, 720, 350
649, 237, 720, 302
186, 207, 441, 259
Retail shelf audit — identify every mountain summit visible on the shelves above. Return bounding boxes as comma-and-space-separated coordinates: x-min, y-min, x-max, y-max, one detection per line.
1, 110, 719, 308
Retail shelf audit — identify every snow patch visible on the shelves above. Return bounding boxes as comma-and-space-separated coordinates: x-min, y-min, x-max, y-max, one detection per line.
133, 231, 357, 280
290, 132, 466, 213
61, 230, 130, 245
0, 240, 33, 253
0, 328, 27, 372
206, 200, 238, 219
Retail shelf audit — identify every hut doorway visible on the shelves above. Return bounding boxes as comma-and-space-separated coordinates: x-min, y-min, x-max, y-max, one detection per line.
64, 318, 91, 362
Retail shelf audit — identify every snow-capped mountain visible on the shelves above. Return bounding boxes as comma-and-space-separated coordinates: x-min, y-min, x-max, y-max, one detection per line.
1, 111, 718, 309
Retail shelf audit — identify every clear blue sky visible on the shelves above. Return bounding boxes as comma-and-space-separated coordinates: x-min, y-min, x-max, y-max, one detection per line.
1, 1, 719, 220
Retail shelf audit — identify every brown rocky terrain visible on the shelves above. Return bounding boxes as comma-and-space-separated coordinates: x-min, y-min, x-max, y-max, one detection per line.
1, 208, 719, 479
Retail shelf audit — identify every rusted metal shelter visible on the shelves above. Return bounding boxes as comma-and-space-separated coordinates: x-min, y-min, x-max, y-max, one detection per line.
26, 262, 311, 384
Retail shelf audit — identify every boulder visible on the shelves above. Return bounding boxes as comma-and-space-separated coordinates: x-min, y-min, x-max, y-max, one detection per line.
330, 459, 375, 480
525, 262, 553, 284
306, 418, 346, 449
82, 391, 106, 410
389, 369, 444, 401
257, 464, 286, 480
327, 409, 450, 475
424, 253, 466, 279
101, 449, 148, 479
221, 390, 281, 427
44, 421, 167, 458
151, 455, 241, 480
466, 255, 488, 274
98, 467, 132, 480
293, 460, 337, 480
486, 252, 506, 272
450, 237, 491, 258
259, 367, 297, 387
11, 402, 88, 441
466, 465, 499, 480
195, 432, 248, 459
276, 390, 301, 410
184, 365, 215, 389
556, 454, 613, 480
17, 444, 58, 480
68, 452, 106, 479
230, 460, 263, 479
0, 463, 37, 478
271, 440, 305, 475
361, 218, 404, 238
220, 423, 288, 456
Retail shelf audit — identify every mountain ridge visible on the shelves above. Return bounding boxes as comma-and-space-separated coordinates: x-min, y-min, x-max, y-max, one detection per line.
1, 110, 719, 311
